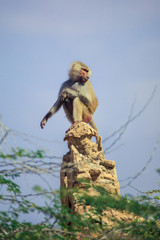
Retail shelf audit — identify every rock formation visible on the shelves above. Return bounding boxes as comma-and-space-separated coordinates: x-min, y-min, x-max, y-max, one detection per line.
60, 122, 133, 226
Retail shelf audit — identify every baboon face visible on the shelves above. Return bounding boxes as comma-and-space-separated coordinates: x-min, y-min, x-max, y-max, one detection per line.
69, 61, 91, 82
80, 68, 89, 83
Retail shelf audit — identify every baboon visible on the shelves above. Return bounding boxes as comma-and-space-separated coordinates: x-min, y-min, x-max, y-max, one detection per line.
40, 61, 102, 149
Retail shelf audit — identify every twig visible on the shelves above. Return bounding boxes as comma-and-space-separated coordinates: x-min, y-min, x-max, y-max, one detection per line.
103, 85, 157, 153
0, 130, 9, 145
121, 134, 160, 189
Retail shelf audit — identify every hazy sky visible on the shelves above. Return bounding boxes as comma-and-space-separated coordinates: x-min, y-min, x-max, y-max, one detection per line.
0, 0, 160, 200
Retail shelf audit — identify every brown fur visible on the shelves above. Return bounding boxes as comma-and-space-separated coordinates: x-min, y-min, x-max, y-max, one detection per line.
40, 61, 101, 150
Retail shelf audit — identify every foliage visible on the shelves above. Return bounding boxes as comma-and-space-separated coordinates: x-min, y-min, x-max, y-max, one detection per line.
0, 149, 160, 239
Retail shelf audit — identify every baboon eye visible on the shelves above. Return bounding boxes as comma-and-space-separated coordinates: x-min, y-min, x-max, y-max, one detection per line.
81, 68, 88, 73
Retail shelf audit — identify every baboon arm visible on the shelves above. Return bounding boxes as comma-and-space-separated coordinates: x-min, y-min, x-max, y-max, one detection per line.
61, 88, 91, 107
60, 88, 78, 100
40, 98, 62, 128
78, 95, 90, 106
47, 98, 63, 117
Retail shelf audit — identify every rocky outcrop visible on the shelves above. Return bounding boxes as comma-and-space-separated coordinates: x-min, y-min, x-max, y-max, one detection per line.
60, 122, 133, 225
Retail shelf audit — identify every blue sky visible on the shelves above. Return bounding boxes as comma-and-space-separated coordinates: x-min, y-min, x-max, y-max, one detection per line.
0, 0, 160, 199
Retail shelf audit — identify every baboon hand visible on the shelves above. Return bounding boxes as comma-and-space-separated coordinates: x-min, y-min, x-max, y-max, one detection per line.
60, 90, 68, 101
60, 89, 78, 101
40, 118, 47, 129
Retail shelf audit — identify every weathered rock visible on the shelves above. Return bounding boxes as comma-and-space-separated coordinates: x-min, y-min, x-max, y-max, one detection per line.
60, 122, 134, 227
